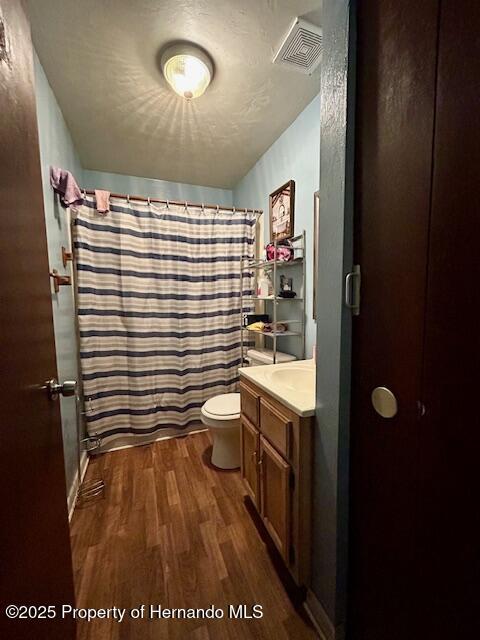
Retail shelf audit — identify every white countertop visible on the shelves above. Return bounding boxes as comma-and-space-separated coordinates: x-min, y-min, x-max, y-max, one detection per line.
239, 359, 316, 417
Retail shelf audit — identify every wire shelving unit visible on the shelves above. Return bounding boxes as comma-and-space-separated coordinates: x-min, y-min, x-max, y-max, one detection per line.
240, 231, 306, 365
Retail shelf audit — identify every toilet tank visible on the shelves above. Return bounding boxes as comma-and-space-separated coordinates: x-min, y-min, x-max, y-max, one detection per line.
246, 348, 296, 366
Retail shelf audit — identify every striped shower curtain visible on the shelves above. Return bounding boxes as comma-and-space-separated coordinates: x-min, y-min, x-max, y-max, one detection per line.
72, 196, 255, 452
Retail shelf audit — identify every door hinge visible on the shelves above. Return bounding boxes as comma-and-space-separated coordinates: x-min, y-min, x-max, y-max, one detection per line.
345, 264, 361, 316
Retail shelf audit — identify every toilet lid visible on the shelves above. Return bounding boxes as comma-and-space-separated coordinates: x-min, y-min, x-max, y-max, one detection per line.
203, 393, 241, 417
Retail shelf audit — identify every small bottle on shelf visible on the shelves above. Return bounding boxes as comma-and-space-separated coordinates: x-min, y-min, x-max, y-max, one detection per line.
257, 273, 273, 297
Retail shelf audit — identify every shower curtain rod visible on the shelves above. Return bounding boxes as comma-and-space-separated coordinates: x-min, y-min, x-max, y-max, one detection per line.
82, 189, 263, 215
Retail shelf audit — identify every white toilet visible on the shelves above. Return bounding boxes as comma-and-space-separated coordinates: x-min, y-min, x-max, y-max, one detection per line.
200, 349, 296, 470
200, 393, 241, 469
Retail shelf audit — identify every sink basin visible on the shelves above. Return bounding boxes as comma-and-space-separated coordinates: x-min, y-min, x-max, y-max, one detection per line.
239, 359, 316, 416
267, 366, 315, 393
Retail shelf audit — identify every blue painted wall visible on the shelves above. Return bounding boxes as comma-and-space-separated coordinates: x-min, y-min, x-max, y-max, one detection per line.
83, 170, 233, 209
33, 52, 84, 502
233, 94, 321, 359
313, 0, 354, 633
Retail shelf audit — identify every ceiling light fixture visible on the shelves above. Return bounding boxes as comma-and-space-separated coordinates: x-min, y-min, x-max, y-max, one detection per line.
161, 43, 213, 100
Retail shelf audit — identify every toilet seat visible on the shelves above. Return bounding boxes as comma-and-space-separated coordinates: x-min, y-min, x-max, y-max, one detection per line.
201, 393, 240, 423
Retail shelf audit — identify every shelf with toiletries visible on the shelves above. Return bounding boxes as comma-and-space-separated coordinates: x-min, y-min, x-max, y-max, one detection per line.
251, 296, 304, 301
240, 231, 306, 364
243, 328, 302, 337
247, 257, 304, 270
242, 319, 303, 324
242, 319, 302, 337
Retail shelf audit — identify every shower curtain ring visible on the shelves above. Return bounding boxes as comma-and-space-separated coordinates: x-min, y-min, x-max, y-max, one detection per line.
126, 194, 130, 204
201, 203, 205, 213
185, 200, 188, 210
233, 206, 236, 214
147, 197, 151, 206
216, 205, 219, 213
166, 199, 169, 209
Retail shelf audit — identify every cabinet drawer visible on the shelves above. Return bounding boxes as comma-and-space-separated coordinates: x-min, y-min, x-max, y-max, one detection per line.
259, 397, 292, 459
240, 382, 260, 427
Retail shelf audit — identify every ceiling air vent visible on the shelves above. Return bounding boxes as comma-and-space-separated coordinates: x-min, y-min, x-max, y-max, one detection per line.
273, 18, 322, 75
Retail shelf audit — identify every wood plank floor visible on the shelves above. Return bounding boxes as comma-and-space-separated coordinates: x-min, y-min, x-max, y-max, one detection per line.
70, 431, 317, 640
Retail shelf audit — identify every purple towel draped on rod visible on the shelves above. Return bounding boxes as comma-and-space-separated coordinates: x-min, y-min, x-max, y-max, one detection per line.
50, 166, 83, 208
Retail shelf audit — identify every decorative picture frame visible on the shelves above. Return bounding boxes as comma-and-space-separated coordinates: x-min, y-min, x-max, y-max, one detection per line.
313, 190, 320, 320
269, 180, 295, 241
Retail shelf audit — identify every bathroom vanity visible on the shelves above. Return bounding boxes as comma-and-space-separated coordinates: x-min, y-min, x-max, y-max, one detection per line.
238, 360, 314, 588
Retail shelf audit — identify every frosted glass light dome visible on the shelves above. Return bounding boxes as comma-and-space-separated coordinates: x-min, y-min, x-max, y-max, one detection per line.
161, 44, 213, 100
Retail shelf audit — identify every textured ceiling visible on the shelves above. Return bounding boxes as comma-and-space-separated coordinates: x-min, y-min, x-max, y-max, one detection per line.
28, 1, 321, 189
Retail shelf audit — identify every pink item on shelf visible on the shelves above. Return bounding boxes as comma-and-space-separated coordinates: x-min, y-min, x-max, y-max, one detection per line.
95, 189, 110, 215
265, 241, 293, 262
50, 166, 83, 208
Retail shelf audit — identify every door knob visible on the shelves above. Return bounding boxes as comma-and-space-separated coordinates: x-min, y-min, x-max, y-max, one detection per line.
45, 378, 77, 401
371, 386, 398, 418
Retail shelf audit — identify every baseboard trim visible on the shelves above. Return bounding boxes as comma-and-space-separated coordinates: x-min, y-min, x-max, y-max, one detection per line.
304, 589, 339, 640
67, 451, 89, 521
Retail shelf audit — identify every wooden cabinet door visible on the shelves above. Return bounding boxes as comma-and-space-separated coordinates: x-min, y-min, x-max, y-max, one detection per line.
240, 418, 260, 507
259, 435, 291, 561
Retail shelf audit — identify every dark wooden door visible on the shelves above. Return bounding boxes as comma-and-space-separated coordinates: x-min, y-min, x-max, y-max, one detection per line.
350, 1, 480, 638
259, 435, 291, 561
416, 2, 480, 636
0, 1, 76, 638
349, 1, 440, 638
